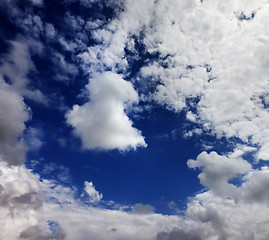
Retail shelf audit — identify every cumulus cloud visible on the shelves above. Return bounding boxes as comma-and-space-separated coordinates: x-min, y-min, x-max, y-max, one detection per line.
241, 167, 269, 204
84, 181, 103, 204
115, 0, 269, 160
66, 71, 146, 150
187, 151, 251, 199
2, 0, 269, 239
3, 150, 269, 240
0, 159, 183, 240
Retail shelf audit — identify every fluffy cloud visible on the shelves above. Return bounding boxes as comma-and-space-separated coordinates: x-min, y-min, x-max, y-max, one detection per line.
2, 0, 269, 239
66, 71, 146, 150
118, 0, 269, 160
75, 0, 269, 162
3, 150, 269, 240
84, 181, 103, 203
241, 167, 269, 204
187, 151, 251, 199
0, 160, 182, 240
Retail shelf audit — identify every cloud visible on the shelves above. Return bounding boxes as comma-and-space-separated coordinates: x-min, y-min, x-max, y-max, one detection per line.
132, 203, 155, 214
84, 181, 103, 204
29, 0, 44, 6
0, 37, 46, 103
121, 0, 269, 160
3, 150, 269, 240
0, 159, 183, 240
156, 227, 203, 240
2, 1, 269, 240
66, 71, 146, 151
24, 127, 43, 152
187, 151, 251, 199
241, 167, 269, 204
0, 79, 31, 165
19, 225, 65, 240
52, 52, 78, 82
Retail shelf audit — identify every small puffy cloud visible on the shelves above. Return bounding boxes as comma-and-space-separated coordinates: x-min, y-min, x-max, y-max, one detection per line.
66, 71, 147, 151
187, 151, 251, 199
84, 181, 103, 204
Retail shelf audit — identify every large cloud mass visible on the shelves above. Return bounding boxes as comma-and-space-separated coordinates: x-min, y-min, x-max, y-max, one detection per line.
2, 0, 269, 239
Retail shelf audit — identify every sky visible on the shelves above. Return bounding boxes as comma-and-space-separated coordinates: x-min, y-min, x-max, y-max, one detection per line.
1, 0, 269, 239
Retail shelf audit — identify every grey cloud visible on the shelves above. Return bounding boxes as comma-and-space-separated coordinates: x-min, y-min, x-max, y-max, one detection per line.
19, 225, 65, 240
0, 37, 46, 103
156, 228, 203, 240
241, 167, 269, 204
0, 164, 43, 214
132, 203, 155, 214
52, 53, 78, 82
0, 80, 30, 165
187, 151, 251, 199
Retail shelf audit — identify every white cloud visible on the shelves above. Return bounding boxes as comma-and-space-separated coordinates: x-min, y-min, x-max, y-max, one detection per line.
2, 1, 269, 239
66, 71, 146, 151
184, 190, 269, 240
84, 181, 103, 204
188, 151, 251, 199
112, 0, 269, 160
0, 159, 182, 240
2, 151, 269, 240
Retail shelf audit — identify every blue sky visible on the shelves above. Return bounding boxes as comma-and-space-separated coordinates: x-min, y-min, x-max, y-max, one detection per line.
1, 0, 269, 239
